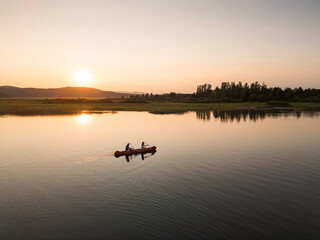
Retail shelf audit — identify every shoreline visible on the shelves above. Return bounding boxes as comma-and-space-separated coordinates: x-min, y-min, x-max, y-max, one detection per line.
1, 99, 320, 116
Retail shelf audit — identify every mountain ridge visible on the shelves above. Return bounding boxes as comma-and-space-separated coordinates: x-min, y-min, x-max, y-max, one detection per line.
0, 86, 134, 98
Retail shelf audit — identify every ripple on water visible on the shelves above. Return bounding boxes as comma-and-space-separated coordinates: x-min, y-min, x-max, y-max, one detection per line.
1, 112, 320, 239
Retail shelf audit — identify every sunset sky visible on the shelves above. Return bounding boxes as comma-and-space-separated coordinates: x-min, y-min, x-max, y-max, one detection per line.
0, 0, 319, 93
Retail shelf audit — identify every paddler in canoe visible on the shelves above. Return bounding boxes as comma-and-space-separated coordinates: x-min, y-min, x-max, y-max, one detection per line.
125, 143, 133, 152
141, 141, 150, 150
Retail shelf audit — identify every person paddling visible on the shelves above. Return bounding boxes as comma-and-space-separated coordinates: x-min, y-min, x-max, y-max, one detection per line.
141, 142, 149, 150
125, 143, 131, 152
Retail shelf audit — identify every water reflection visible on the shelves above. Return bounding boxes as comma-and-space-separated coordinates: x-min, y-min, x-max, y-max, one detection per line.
124, 151, 156, 163
195, 110, 320, 122
1, 111, 320, 240
77, 113, 91, 125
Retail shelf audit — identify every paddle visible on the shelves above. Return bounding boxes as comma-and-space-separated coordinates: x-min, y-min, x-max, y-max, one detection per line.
130, 143, 138, 153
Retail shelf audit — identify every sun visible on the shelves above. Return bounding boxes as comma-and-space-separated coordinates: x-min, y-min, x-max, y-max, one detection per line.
73, 69, 92, 86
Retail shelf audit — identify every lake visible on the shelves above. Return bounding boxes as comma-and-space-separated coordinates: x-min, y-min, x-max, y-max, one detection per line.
1, 111, 320, 239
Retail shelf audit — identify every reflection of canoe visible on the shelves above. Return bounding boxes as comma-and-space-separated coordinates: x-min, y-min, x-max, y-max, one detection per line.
114, 146, 157, 158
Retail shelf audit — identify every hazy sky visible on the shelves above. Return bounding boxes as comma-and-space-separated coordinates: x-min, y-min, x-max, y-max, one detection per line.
0, 0, 319, 93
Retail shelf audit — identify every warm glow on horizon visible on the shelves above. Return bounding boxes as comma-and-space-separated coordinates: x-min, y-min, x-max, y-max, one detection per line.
0, 0, 319, 92
73, 70, 93, 87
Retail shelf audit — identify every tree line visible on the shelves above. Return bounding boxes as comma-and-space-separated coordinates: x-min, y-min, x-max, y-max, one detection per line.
127, 81, 320, 103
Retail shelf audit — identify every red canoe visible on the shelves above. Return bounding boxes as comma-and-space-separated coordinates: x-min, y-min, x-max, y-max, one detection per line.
114, 146, 157, 158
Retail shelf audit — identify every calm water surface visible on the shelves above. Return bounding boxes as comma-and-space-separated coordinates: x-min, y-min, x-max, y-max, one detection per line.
1, 111, 320, 239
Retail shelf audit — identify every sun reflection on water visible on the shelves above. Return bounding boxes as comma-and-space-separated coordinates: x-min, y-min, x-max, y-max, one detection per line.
77, 113, 91, 125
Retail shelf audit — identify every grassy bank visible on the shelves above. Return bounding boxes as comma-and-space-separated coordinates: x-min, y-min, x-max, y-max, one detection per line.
1, 99, 320, 116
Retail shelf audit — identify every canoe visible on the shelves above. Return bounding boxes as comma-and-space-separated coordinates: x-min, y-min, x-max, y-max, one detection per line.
114, 146, 157, 158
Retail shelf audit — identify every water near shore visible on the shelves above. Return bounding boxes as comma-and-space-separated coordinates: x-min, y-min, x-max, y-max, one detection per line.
1, 111, 320, 239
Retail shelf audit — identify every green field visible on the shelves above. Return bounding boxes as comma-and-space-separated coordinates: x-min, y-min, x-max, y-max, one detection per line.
1, 99, 320, 116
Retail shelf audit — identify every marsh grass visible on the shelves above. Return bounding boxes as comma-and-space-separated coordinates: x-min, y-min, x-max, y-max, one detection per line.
0, 99, 319, 116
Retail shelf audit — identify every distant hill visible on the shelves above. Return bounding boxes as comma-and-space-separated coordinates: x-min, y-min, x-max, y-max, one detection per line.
0, 86, 132, 98
118, 91, 145, 95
